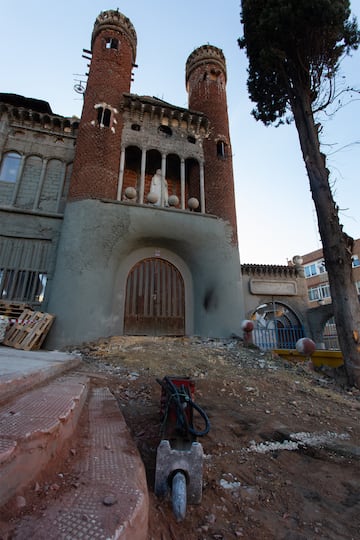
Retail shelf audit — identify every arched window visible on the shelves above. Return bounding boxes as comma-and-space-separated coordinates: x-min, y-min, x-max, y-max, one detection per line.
0, 152, 21, 182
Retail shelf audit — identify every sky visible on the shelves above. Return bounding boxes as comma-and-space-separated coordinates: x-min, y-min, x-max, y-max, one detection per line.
1, 0, 359, 264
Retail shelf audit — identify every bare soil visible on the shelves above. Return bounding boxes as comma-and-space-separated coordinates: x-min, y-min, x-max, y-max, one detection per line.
3, 336, 360, 539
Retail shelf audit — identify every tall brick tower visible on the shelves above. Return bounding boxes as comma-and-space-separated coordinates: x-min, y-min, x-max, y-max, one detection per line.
69, 10, 137, 200
186, 45, 238, 244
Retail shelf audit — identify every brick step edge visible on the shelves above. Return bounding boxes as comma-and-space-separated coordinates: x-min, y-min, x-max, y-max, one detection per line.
0, 375, 89, 507
10, 387, 149, 540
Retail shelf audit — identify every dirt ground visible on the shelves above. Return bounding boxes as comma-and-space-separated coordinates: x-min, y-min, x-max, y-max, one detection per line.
3, 336, 360, 539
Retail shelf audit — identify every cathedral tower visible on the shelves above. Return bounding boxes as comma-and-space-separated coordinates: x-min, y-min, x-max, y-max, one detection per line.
69, 10, 137, 200
186, 46, 238, 244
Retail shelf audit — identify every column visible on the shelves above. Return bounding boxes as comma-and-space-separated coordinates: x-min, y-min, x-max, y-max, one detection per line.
139, 148, 146, 204
55, 161, 67, 212
10, 155, 26, 206
180, 158, 185, 210
161, 153, 166, 207
33, 158, 48, 210
199, 161, 205, 213
117, 147, 126, 201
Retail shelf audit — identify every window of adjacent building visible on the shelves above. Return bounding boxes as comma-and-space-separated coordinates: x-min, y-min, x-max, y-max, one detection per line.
308, 283, 331, 302
356, 281, 360, 294
352, 254, 360, 268
0, 152, 21, 183
105, 37, 119, 50
304, 259, 326, 278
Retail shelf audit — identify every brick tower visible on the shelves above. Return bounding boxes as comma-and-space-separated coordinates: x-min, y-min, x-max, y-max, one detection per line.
69, 10, 137, 200
186, 46, 238, 244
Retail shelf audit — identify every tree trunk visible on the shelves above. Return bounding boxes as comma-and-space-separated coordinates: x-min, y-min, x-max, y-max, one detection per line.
291, 90, 360, 388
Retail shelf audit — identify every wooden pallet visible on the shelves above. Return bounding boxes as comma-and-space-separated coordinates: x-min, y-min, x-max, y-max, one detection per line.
3, 309, 55, 351
0, 301, 30, 319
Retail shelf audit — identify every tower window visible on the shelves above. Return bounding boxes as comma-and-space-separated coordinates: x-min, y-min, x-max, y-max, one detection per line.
97, 107, 111, 127
105, 37, 119, 50
187, 135, 196, 144
131, 123, 141, 131
217, 140, 226, 158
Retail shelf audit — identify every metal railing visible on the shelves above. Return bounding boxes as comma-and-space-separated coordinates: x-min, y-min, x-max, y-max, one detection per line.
253, 326, 305, 351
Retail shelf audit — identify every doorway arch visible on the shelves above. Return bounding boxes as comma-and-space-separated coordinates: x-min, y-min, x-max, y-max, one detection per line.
124, 257, 185, 336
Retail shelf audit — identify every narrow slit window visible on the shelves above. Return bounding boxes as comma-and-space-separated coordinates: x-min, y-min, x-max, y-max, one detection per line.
217, 140, 226, 158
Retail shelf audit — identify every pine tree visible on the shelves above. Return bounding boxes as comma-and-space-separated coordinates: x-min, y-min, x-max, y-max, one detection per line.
239, 0, 360, 387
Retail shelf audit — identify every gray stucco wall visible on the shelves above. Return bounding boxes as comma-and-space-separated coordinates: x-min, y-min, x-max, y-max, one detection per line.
46, 199, 244, 348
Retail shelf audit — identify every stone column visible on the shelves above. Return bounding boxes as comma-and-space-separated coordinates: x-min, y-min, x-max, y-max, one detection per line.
199, 161, 205, 213
140, 148, 146, 204
33, 158, 48, 209
117, 147, 125, 201
56, 161, 67, 212
180, 158, 185, 210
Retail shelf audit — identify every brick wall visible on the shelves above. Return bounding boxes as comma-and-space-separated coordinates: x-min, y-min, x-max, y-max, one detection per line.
187, 47, 238, 243
69, 24, 135, 201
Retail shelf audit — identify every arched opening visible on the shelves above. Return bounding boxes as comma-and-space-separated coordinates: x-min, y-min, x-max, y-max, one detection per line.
124, 258, 185, 336
185, 158, 200, 211
251, 301, 304, 350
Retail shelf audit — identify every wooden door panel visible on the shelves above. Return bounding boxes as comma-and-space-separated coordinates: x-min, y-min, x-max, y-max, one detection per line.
124, 258, 185, 335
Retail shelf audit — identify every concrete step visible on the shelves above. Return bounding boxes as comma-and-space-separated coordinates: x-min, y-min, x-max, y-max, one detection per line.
0, 346, 82, 405
8, 387, 149, 540
0, 374, 89, 507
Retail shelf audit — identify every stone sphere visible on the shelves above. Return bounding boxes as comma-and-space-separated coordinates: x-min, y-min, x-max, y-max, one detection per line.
168, 195, 179, 207
188, 197, 199, 210
296, 337, 316, 356
292, 255, 303, 265
124, 187, 137, 199
147, 192, 159, 204
241, 319, 254, 333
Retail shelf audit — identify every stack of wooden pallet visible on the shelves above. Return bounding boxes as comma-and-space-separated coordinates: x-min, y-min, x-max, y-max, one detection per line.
0, 301, 54, 351
0, 301, 30, 320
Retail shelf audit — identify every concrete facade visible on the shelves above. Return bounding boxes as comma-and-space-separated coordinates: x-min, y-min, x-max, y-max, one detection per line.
46, 200, 243, 348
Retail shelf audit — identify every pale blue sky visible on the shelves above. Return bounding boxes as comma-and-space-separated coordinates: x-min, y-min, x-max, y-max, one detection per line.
1, 1, 359, 264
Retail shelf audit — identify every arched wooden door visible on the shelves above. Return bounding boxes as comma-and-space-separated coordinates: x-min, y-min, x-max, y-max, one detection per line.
124, 258, 185, 336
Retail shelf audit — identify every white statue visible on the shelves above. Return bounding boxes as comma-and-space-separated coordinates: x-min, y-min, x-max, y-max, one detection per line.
149, 169, 168, 206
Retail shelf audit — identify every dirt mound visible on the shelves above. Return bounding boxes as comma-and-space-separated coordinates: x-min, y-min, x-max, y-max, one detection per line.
80, 336, 360, 540
4, 336, 360, 539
